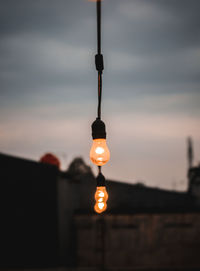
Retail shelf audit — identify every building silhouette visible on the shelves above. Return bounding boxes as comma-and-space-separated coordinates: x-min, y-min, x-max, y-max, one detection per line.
0, 141, 200, 270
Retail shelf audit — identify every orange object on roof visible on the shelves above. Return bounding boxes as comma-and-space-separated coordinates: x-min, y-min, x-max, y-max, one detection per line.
40, 153, 60, 169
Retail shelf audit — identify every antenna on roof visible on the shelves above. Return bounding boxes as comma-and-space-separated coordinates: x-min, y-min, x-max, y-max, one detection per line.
187, 137, 193, 169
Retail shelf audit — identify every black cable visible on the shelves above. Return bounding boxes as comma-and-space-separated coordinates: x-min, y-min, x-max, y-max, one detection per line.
97, 72, 102, 119
97, 0, 101, 55
96, 0, 103, 120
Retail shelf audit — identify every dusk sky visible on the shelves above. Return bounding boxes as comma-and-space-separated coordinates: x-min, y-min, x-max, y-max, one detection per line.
0, 0, 200, 190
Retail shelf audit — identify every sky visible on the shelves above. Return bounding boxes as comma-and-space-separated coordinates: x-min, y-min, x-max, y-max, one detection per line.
0, 0, 200, 191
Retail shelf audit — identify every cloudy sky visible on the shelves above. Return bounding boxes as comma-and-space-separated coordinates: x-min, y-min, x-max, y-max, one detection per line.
0, 0, 200, 190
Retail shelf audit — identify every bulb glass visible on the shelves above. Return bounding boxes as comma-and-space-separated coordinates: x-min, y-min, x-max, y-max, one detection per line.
90, 138, 110, 166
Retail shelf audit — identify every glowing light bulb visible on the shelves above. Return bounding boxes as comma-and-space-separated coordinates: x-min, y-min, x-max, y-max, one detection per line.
94, 186, 108, 214
90, 138, 110, 166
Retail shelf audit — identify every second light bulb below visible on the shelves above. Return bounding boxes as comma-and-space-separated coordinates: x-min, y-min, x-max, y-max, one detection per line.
94, 186, 108, 214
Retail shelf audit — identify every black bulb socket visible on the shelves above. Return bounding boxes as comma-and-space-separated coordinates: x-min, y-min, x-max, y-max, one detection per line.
92, 118, 106, 139
96, 172, 106, 187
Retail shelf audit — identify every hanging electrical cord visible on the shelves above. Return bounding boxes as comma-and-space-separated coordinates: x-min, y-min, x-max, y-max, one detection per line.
96, 0, 103, 120
89, 0, 110, 214
97, 0, 101, 55
97, 72, 102, 119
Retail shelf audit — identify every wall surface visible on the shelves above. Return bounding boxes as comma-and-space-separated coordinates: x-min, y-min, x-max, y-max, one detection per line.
74, 213, 200, 270
0, 154, 59, 267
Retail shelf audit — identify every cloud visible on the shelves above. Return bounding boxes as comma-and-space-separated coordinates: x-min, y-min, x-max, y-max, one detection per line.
0, 0, 200, 190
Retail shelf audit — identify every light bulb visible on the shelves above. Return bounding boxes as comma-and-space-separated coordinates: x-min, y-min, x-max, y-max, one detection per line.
94, 186, 108, 214
90, 118, 110, 166
90, 138, 110, 166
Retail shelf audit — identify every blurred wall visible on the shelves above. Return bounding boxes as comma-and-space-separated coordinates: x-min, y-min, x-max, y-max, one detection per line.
75, 213, 200, 270
0, 154, 59, 268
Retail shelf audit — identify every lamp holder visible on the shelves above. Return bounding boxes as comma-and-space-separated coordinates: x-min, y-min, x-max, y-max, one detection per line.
92, 118, 106, 139
96, 172, 106, 187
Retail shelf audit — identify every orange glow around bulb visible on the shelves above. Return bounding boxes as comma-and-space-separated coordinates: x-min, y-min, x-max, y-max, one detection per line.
90, 138, 110, 166
94, 186, 108, 214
